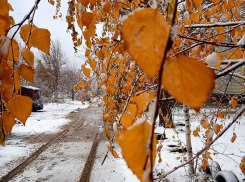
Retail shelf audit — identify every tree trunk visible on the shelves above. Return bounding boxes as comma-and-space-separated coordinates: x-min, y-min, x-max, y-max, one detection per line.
159, 89, 174, 128
184, 105, 195, 174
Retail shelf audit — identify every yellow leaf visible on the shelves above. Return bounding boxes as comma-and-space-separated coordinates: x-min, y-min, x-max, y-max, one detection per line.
103, 2, 111, 13
0, 15, 11, 36
121, 104, 137, 128
106, 85, 114, 95
231, 132, 237, 143
21, 49, 34, 69
14, 70, 20, 92
0, 35, 10, 56
0, 0, 9, 16
49, 0, 55, 5
88, 59, 97, 70
3, 111, 15, 134
240, 157, 245, 175
81, 12, 93, 28
122, 9, 170, 81
231, 97, 237, 108
190, 13, 199, 24
85, 48, 90, 58
216, 27, 225, 33
213, 124, 221, 135
81, 0, 89, 7
133, 92, 149, 115
193, 0, 203, 7
186, 0, 193, 12
119, 120, 154, 181
17, 64, 34, 82
19, 24, 37, 46
82, 64, 90, 78
78, 81, 85, 87
0, 129, 4, 146
107, 145, 120, 158
201, 119, 209, 129
96, 50, 102, 60
29, 28, 51, 54
89, 0, 96, 6
225, 13, 232, 21
193, 130, 200, 137
162, 55, 215, 111
217, 111, 224, 118
6, 96, 33, 124
209, 0, 222, 4
7, 39, 19, 63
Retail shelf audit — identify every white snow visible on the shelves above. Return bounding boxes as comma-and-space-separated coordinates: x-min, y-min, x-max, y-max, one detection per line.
0, 36, 11, 56
100, 73, 107, 82
237, 35, 245, 46
205, 52, 222, 67
21, 85, 41, 90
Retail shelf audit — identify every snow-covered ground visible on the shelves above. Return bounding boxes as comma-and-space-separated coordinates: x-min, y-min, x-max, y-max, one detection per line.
0, 100, 90, 177
154, 106, 245, 181
0, 100, 244, 182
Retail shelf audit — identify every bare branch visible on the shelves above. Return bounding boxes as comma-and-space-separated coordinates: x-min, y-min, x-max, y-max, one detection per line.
155, 105, 245, 180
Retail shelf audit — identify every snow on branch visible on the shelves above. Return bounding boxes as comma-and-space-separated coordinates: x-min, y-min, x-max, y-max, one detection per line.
154, 105, 245, 180
185, 21, 245, 29
217, 59, 245, 78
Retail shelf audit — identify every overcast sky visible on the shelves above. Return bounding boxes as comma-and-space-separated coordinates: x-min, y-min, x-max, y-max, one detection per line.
9, 0, 84, 68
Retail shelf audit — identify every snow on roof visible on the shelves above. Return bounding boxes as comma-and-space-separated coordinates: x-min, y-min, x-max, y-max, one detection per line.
21, 85, 41, 90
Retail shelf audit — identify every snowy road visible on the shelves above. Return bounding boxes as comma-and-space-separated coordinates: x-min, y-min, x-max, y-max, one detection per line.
0, 101, 138, 182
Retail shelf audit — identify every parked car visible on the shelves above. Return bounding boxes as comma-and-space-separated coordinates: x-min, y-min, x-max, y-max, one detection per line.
32, 101, 43, 112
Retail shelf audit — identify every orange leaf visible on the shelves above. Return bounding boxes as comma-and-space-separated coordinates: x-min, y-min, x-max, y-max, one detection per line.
89, 0, 96, 6
0, 35, 10, 56
7, 39, 19, 63
119, 120, 154, 181
108, 145, 120, 158
240, 157, 245, 175
218, 111, 224, 118
193, 0, 203, 7
49, 0, 55, 5
81, 12, 93, 28
0, 0, 9, 16
190, 13, 199, 24
201, 119, 209, 129
122, 9, 170, 81
225, 13, 232, 21
193, 130, 200, 137
106, 85, 114, 95
21, 48, 34, 69
3, 111, 15, 134
0, 15, 11, 36
17, 64, 34, 82
231, 97, 237, 108
162, 55, 215, 111
121, 104, 137, 128
85, 48, 90, 58
82, 64, 90, 78
6, 96, 33, 124
19, 24, 37, 47
133, 92, 149, 115
78, 81, 85, 87
29, 28, 51, 54
209, 0, 222, 4
88, 59, 97, 70
103, 2, 111, 13
81, 0, 89, 7
231, 132, 237, 143
213, 124, 221, 135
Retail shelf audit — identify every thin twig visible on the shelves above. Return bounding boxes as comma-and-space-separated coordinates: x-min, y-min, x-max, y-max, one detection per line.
154, 105, 245, 180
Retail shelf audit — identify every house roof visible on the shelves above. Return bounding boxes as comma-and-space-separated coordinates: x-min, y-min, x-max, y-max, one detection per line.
21, 85, 41, 91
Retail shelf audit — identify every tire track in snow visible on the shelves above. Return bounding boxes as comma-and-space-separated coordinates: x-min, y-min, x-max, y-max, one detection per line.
0, 113, 85, 182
